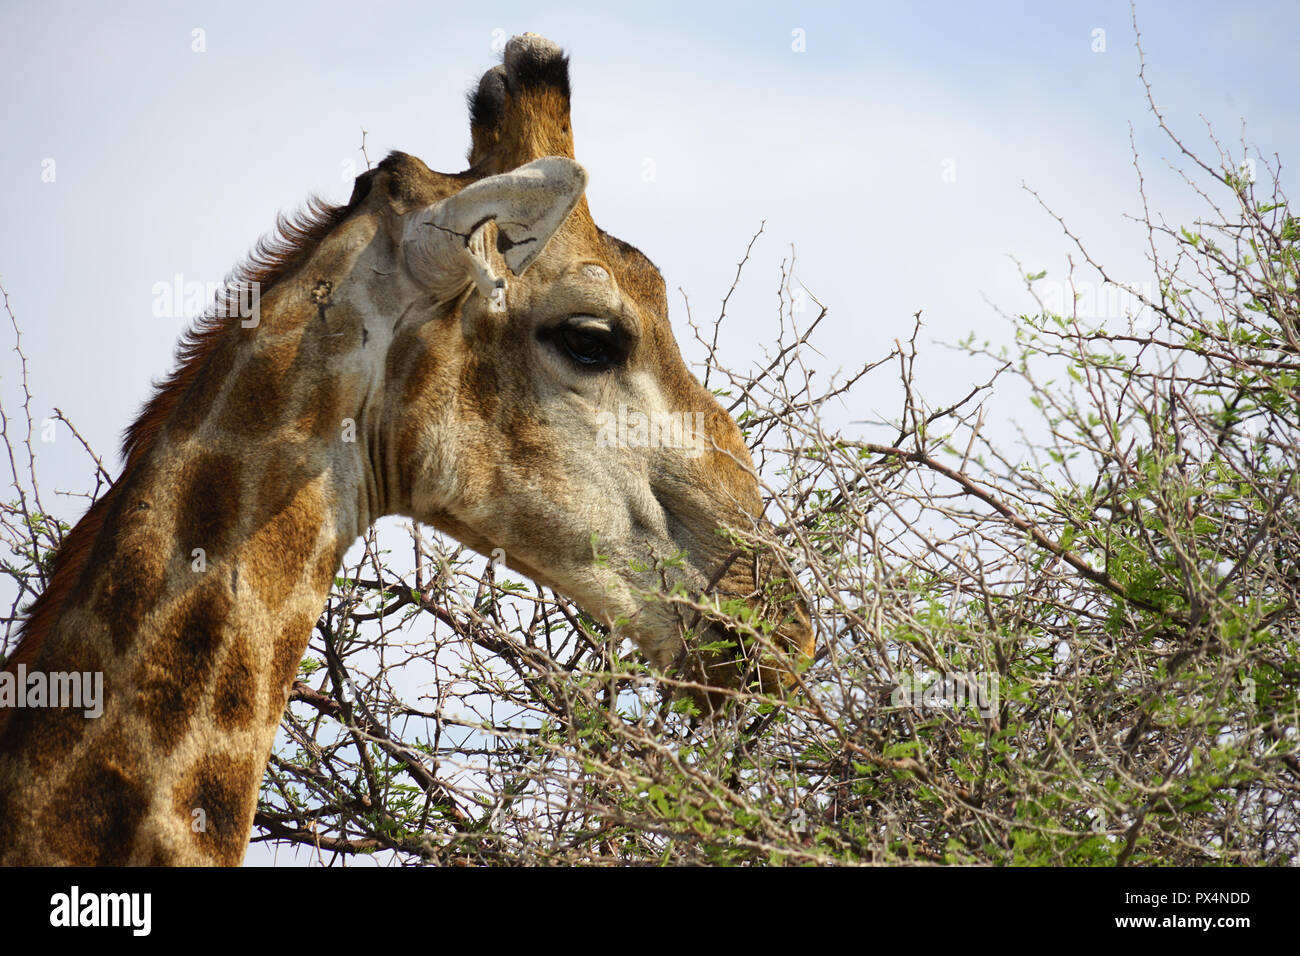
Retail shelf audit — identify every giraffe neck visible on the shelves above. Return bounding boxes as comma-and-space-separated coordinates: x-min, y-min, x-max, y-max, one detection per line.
0, 351, 375, 866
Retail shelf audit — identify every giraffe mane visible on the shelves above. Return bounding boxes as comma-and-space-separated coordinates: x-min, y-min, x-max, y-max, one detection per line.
120, 195, 358, 465
2, 186, 371, 694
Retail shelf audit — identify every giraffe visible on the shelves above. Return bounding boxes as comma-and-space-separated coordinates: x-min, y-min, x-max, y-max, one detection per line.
0, 34, 813, 865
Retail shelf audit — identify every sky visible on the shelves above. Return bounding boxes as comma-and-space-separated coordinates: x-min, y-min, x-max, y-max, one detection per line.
1, 0, 1297, 864
3, 1, 1298, 482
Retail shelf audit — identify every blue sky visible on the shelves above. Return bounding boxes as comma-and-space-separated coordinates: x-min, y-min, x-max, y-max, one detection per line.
1, 0, 1296, 863
3, 1, 1297, 477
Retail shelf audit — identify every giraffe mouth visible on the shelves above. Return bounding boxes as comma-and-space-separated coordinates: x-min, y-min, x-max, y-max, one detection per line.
669, 586, 814, 707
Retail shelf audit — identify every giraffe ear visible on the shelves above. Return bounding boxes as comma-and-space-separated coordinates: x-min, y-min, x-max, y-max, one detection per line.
401, 156, 587, 310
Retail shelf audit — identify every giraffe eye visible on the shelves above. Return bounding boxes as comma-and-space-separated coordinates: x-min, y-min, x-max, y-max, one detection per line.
543, 320, 623, 370
560, 328, 614, 365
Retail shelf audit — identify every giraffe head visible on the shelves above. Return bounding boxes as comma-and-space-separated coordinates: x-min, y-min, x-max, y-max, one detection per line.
0, 33, 814, 868
338, 35, 814, 703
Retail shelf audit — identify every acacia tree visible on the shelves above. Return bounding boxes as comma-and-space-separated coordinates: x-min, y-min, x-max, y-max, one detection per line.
2, 38, 1297, 864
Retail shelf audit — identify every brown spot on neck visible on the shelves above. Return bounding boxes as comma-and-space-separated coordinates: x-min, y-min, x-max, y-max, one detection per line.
172, 751, 261, 864
241, 478, 330, 610
213, 631, 257, 732
268, 613, 317, 721
87, 474, 169, 655
175, 451, 245, 563
37, 736, 151, 866
133, 577, 234, 751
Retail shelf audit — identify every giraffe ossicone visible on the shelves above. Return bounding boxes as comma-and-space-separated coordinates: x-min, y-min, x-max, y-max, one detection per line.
0, 33, 813, 865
